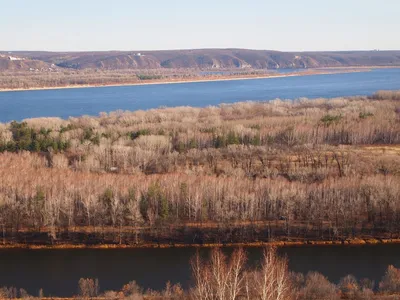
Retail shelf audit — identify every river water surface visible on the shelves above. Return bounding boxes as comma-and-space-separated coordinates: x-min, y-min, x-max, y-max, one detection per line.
0, 244, 400, 297
0, 68, 399, 122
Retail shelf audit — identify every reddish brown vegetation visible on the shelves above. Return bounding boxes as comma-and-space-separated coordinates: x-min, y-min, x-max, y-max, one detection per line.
0, 91, 398, 246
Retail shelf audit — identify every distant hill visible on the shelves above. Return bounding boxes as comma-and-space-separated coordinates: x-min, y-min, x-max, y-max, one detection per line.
0, 54, 53, 71
2, 49, 400, 70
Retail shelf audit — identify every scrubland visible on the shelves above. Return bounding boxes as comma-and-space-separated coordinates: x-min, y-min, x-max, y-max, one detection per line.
0, 91, 399, 245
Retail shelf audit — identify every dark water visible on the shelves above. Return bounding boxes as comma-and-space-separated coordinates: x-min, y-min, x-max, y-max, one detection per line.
0, 68, 399, 122
1, 244, 400, 297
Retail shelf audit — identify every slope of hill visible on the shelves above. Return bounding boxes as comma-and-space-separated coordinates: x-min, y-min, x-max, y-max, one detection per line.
0, 54, 53, 71
7, 49, 400, 70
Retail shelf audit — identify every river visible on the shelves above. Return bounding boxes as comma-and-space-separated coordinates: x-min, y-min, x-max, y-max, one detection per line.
0, 244, 399, 297
0, 68, 399, 122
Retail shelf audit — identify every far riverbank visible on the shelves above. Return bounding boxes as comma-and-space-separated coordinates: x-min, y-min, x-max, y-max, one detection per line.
0, 67, 370, 93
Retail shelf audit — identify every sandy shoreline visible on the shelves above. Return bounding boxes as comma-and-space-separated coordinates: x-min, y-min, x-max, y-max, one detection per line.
0, 67, 376, 93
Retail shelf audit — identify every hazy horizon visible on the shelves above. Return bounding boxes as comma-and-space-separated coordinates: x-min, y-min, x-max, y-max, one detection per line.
1, 0, 399, 52
3, 48, 400, 53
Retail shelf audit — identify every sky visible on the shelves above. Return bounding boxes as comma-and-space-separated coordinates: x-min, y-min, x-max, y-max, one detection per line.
1, 0, 399, 52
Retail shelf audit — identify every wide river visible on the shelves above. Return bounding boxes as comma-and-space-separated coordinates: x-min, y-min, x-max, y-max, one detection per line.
1, 244, 400, 297
0, 68, 399, 122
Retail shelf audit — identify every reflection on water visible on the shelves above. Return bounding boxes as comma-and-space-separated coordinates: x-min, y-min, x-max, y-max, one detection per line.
0, 244, 400, 297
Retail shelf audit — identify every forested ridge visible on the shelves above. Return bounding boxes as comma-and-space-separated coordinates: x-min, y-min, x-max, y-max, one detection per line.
6, 49, 400, 70
2, 48, 400, 91
0, 90, 399, 246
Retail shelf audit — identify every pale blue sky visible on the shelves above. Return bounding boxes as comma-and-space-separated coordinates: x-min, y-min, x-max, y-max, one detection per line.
1, 0, 399, 51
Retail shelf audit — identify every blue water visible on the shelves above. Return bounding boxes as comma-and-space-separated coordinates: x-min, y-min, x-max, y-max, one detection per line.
273, 68, 306, 74
0, 68, 399, 122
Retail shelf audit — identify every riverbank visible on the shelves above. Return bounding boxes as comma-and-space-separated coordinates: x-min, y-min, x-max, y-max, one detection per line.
0, 237, 399, 250
0, 67, 368, 92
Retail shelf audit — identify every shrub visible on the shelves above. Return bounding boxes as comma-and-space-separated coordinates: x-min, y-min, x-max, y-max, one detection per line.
371, 90, 400, 101
338, 275, 359, 298
130, 129, 151, 140
320, 114, 342, 126
78, 278, 100, 298
379, 265, 400, 294
298, 272, 339, 300
359, 112, 374, 119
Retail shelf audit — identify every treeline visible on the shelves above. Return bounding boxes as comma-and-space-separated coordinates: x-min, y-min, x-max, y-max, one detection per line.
191, 248, 400, 300
0, 69, 188, 90
0, 68, 270, 90
3, 248, 400, 299
0, 70, 142, 89
0, 152, 399, 244
0, 91, 398, 245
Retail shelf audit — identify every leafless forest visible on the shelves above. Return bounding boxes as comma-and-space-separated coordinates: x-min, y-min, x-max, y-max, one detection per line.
0, 69, 271, 90
0, 91, 399, 245
3, 247, 400, 299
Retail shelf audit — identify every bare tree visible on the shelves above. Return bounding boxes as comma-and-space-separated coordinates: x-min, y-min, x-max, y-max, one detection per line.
227, 247, 247, 300
255, 247, 291, 300
78, 278, 100, 298
190, 251, 212, 300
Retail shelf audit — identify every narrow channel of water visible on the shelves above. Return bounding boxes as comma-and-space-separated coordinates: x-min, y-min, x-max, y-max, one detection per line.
0, 244, 399, 297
